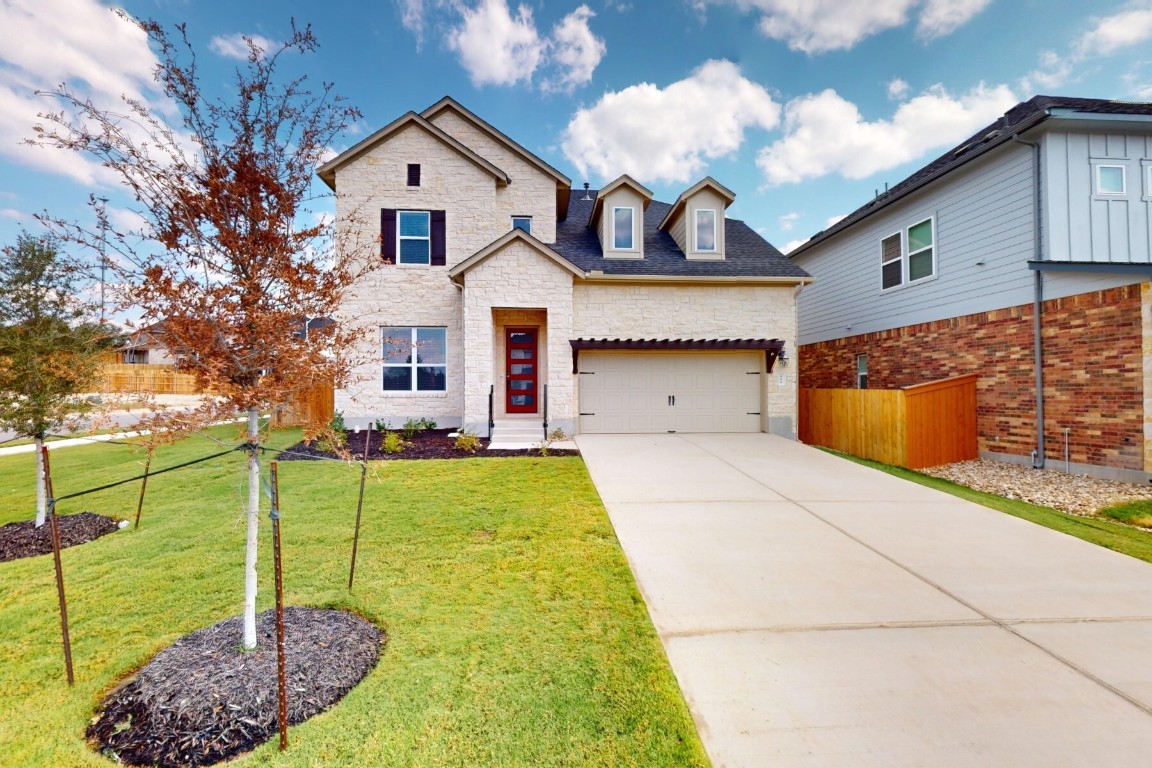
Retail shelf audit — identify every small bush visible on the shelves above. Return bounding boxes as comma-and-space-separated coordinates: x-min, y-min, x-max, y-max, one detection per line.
382, 431, 408, 455
401, 417, 437, 439
374, 418, 391, 432
454, 430, 481, 453
546, 428, 568, 443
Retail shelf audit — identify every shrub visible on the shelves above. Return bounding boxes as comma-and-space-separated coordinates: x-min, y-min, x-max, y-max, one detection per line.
382, 431, 408, 455
401, 417, 437, 439
454, 430, 481, 453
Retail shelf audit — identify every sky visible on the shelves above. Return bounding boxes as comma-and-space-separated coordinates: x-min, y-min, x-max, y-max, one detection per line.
2, 0, 1151, 272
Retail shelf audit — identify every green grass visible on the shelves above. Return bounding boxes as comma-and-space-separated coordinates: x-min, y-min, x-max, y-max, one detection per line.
0, 427, 707, 767
829, 450, 1152, 565
1097, 499, 1152, 529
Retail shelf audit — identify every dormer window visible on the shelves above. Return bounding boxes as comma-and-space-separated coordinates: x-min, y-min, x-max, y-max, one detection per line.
695, 209, 717, 252
612, 207, 634, 250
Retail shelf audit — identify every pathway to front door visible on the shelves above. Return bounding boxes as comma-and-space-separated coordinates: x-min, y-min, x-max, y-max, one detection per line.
578, 432, 1152, 766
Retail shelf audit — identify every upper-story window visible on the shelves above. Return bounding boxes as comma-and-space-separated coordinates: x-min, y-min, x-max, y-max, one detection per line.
612, 207, 634, 250
695, 209, 717, 252
407, 163, 421, 187
1096, 164, 1126, 195
398, 211, 430, 265
881, 217, 935, 290
512, 216, 532, 234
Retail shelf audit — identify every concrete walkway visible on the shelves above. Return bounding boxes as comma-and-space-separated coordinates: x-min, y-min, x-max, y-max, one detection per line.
577, 433, 1152, 767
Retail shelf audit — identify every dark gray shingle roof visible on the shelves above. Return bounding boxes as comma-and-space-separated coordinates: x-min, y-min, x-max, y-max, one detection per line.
553, 192, 810, 279
790, 95, 1152, 258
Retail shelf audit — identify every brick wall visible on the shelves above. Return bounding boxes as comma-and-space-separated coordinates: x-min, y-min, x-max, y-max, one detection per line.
799, 284, 1145, 470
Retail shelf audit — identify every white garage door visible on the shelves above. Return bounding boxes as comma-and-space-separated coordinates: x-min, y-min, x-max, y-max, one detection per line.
578, 352, 762, 433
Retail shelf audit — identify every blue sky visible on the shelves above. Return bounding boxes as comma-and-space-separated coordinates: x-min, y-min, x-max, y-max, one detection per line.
2, 0, 1151, 272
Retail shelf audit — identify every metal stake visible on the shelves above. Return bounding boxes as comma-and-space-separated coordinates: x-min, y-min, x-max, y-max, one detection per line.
270, 461, 288, 751
348, 421, 372, 591
42, 446, 74, 686
134, 450, 153, 530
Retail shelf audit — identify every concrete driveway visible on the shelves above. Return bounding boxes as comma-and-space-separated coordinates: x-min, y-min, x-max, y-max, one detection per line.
577, 433, 1152, 767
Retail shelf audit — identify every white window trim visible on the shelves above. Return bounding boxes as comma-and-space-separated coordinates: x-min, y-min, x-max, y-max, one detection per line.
1095, 163, 1127, 196
1142, 160, 1152, 202
381, 326, 447, 393
397, 210, 431, 266
880, 216, 936, 292
611, 206, 635, 251
856, 354, 868, 390
694, 208, 717, 252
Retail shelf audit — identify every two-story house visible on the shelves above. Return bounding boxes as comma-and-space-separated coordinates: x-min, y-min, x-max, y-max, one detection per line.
318, 97, 809, 443
790, 95, 1152, 482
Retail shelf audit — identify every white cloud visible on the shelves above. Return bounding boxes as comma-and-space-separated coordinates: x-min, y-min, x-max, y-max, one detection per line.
757, 83, 1017, 185
697, 0, 989, 54
447, 0, 546, 87
543, 6, 606, 93
778, 212, 799, 230
208, 33, 279, 60
563, 60, 779, 185
0, 0, 163, 184
1020, 49, 1073, 93
1078, 4, 1152, 57
825, 213, 847, 228
0, 208, 25, 221
887, 78, 910, 100
397, 0, 430, 46
916, 0, 993, 40
779, 238, 808, 255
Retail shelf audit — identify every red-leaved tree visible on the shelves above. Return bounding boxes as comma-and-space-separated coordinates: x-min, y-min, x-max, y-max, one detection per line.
31, 14, 373, 649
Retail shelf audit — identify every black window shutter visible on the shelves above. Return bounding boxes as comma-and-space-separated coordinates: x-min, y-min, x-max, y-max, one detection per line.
407, 163, 421, 187
381, 209, 397, 263
430, 210, 446, 266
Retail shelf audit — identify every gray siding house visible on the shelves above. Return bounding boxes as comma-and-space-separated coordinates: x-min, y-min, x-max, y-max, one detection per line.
790, 95, 1152, 481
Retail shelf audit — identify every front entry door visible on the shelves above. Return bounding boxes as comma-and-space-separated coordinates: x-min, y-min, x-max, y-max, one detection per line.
506, 328, 538, 413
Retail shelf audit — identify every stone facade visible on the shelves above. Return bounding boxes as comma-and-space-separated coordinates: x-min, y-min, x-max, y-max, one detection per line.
799, 284, 1146, 472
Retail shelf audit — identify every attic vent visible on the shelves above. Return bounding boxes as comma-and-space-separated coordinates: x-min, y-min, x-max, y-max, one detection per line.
407, 163, 421, 187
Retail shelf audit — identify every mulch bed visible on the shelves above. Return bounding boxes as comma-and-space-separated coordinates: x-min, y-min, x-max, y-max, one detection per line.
88, 607, 384, 767
0, 512, 122, 563
281, 427, 579, 462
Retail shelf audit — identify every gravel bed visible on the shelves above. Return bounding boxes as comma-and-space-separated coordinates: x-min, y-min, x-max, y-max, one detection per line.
920, 459, 1152, 516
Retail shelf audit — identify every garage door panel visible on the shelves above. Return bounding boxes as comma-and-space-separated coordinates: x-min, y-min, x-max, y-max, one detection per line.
579, 352, 762, 434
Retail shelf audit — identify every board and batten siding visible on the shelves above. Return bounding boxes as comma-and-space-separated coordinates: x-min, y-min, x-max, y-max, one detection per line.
1044, 130, 1152, 264
795, 138, 1151, 347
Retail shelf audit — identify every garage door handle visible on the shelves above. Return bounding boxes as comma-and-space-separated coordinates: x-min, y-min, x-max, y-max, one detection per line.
667, 395, 676, 406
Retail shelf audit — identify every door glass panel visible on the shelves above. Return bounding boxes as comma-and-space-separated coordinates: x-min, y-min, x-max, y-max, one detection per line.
510, 380, 533, 391
510, 395, 534, 406
509, 332, 534, 344
510, 348, 533, 360
510, 363, 534, 375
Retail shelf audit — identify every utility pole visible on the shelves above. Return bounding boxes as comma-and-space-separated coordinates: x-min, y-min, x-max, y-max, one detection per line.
96, 196, 108, 324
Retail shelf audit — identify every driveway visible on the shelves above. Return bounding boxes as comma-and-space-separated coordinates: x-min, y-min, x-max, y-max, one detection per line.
577, 433, 1152, 767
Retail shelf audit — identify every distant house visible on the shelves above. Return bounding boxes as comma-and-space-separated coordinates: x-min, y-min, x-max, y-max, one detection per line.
318, 97, 809, 441
117, 322, 175, 365
790, 95, 1152, 482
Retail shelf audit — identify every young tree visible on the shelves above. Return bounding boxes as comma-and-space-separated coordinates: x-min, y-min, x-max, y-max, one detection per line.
0, 232, 116, 526
31, 15, 369, 649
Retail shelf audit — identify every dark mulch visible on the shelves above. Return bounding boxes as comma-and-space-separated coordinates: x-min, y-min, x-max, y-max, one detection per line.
281, 427, 579, 462
0, 512, 121, 563
88, 607, 384, 767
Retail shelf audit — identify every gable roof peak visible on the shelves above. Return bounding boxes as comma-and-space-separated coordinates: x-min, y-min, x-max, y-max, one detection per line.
658, 176, 737, 232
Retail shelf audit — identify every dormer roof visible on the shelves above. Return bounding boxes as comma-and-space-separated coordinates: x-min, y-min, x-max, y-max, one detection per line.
658, 176, 736, 232
316, 111, 510, 190
421, 96, 573, 219
587, 174, 654, 229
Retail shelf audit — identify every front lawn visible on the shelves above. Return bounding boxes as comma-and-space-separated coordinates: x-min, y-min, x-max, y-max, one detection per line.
0, 427, 707, 767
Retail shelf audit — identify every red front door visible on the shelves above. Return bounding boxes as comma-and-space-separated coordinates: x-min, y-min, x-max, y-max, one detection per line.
505, 328, 538, 413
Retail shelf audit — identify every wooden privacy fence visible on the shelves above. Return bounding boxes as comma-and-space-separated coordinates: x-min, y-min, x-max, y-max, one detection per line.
274, 383, 335, 428
799, 374, 978, 469
101, 364, 202, 395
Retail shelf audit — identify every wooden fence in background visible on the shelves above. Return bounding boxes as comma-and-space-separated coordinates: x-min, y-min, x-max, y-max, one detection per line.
101, 364, 202, 395
799, 374, 978, 469
274, 383, 335, 428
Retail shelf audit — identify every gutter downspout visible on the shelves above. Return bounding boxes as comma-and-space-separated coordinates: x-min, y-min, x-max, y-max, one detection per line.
1013, 134, 1045, 468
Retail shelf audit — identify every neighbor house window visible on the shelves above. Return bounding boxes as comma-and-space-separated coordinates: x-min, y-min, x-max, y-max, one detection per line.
407, 163, 421, 187
1096, 164, 1126, 195
1145, 163, 1152, 200
857, 354, 868, 389
881, 217, 935, 290
512, 216, 532, 234
382, 327, 446, 391
398, 211, 430, 265
695, 209, 717, 252
612, 207, 634, 249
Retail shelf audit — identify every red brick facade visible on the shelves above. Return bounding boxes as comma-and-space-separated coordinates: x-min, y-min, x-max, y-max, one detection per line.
799, 284, 1146, 470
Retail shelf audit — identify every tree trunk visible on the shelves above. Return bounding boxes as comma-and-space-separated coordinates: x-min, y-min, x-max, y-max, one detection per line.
242, 407, 260, 650
34, 435, 47, 528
